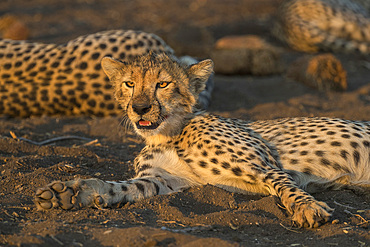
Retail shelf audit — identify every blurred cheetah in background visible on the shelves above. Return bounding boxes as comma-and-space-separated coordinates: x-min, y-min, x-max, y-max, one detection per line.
274, 0, 370, 53
0, 30, 213, 117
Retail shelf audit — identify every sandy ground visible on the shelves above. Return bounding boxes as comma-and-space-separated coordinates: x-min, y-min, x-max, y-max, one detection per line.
0, 0, 369, 246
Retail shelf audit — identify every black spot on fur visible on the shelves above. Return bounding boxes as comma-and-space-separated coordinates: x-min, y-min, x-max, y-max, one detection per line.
80, 93, 89, 99
330, 141, 341, 146
350, 142, 359, 149
184, 159, 193, 163
221, 162, 230, 169
353, 133, 362, 138
198, 161, 207, 168
210, 158, 218, 164
3, 63, 11, 69
320, 158, 331, 166
290, 159, 299, 165
79, 62, 88, 69
212, 168, 221, 175
215, 150, 225, 155
232, 167, 242, 176
315, 150, 325, 157
51, 62, 59, 68
91, 52, 100, 60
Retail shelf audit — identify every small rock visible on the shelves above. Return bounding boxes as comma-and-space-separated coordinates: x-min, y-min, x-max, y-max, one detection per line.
211, 35, 284, 75
332, 219, 340, 224
286, 54, 347, 92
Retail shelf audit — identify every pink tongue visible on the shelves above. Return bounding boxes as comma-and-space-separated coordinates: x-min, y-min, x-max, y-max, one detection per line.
139, 120, 151, 126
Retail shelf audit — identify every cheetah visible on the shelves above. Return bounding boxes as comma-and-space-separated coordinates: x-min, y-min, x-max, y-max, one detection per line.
273, 0, 370, 53
35, 52, 370, 228
0, 30, 213, 117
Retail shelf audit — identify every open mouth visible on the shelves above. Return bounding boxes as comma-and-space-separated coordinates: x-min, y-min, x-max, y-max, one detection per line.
136, 120, 160, 130
135, 115, 169, 130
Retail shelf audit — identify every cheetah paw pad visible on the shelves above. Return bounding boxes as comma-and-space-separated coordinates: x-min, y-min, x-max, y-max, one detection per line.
35, 181, 78, 210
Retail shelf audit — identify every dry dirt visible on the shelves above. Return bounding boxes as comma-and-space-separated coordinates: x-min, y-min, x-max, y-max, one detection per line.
0, 0, 369, 246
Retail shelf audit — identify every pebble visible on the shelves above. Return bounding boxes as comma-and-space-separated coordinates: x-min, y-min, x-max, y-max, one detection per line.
331, 219, 339, 224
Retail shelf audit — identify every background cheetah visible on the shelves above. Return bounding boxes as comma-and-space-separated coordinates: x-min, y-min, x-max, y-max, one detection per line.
35, 53, 370, 228
0, 30, 213, 117
273, 0, 370, 53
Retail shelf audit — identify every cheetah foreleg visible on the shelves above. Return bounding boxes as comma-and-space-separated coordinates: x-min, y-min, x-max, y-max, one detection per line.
35, 176, 178, 210
263, 169, 334, 228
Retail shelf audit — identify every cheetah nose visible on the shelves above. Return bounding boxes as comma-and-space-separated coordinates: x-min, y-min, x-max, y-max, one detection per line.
132, 103, 152, 115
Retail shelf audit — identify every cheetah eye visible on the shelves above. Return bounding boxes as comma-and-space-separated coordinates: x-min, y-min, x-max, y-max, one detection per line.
124, 81, 135, 88
157, 81, 170, 88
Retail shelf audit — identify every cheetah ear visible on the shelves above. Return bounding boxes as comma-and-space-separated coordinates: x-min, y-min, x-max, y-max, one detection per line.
101, 56, 125, 82
187, 59, 214, 95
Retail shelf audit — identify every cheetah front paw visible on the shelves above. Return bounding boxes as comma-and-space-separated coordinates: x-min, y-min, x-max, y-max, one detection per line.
35, 181, 79, 210
292, 200, 334, 228
34, 179, 108, 210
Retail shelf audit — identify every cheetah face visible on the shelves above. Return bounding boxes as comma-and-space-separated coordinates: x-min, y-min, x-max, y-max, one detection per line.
101, 53, 213, 138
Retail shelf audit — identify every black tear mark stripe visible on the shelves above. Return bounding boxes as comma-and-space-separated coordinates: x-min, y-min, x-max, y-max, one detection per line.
135, 183, 145, 193
353, 150, 360, 166
153, 182, 160, 194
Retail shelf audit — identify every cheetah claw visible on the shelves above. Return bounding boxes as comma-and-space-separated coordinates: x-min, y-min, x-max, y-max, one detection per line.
292, 201, 334, 228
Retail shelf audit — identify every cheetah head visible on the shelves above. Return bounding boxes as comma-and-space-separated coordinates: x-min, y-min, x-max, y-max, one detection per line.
101, 52, 213, 138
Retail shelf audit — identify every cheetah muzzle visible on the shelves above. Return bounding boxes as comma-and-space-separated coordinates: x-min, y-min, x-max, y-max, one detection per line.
35, 52, 370, 228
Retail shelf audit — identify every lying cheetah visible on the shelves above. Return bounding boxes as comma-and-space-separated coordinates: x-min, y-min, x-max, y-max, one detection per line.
35, 52, 370, 228
273, 0, 370, 53
0, 30, 213, 117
